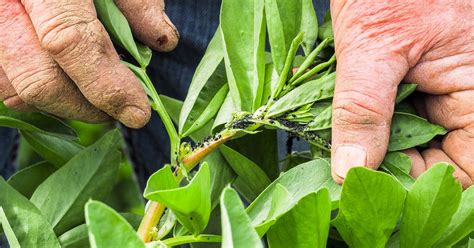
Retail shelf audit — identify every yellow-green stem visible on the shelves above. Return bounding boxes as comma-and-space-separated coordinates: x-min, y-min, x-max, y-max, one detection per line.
137, 131, 234, 242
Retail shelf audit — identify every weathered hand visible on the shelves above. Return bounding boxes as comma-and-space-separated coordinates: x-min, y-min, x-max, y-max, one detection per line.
0, 0, 179, 128
330, 1, 473, 188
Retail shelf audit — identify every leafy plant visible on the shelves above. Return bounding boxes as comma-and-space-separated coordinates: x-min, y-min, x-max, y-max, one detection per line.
1, 0, 472, 248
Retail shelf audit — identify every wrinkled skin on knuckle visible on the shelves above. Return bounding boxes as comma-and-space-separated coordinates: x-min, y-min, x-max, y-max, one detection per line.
39, 18, 101, 60
332, 0, 456, 67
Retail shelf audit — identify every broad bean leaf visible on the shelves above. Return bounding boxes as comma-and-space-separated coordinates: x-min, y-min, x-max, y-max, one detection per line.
0, 102, 76, 139
300, 0, 318, 55
94, 0, 152, 67
318, 19, 333, 41
220, 0, 266, 111
265, 0, 296, 73
400, 163, 462, 247
395, 84, 417, 104
220, 145, 271, 202
246, 159, 341, 235
203, 151, 237, 210
7, 161, 56, 198
226, 129, 279, 180
267, 189, 331, 248
435, 186, 474, 247
306, 103, 332, 131
144, 163, 211, 235
213, 92, 239, 131
380, 152, 415, 189
332, 167, 406, 248
0, 207, 20, 247
30, 130, 122, 235
20, 130, 83, 167
59, 213, 142, 248
267, 72, 335, 117
85, 200, 145, 248
161, 95, 236, 210
389, 112, 447, 151
179, 28, 228, 137
0, 178, 60, 247
220, 187, 263, 248
262, 63, 279, 104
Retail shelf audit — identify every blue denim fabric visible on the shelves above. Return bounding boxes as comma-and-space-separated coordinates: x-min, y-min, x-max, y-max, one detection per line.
0, 128, 16, 178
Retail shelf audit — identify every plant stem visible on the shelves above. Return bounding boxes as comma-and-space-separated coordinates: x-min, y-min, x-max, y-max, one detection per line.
141, 71, 180, 163
137, 201, 166, 242
137, 130, 234, 242
162, 235, 222, 246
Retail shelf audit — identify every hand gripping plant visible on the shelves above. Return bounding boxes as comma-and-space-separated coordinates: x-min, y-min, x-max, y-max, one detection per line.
0, 0, 472, 247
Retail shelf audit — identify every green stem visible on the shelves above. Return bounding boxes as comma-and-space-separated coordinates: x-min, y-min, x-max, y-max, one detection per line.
162, 235, 222, 247
141, 70, 180, 164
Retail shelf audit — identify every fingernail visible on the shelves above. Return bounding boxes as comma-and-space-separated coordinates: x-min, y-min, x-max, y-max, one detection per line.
333, 145, 367, 179
119, 105, 151, 129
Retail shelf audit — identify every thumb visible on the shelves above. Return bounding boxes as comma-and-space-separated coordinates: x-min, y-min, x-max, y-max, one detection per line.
331, 48, 409, 183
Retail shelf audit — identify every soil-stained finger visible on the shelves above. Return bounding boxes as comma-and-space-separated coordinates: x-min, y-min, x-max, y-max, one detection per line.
0, 66, 31, 111
0, 0, 108, 122
115, 0, 179, 52
22, 0, 151, 128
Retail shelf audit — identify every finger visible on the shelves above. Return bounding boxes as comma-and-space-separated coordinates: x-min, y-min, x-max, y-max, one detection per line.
0, 1, 107, 121
22, 0, 151, 128
330, 50, 409, 183
402, 148, 426, 178
115, 0, 179, 52
424, 90, 474, 130
0, 67, 30, 111
422, 148, 472, 189
441, 126, 474, 188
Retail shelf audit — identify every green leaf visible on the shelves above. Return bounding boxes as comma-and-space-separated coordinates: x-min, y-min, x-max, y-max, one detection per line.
306, 103, 332, 131
267, 72, 335, 118
202, 151, 237, 210
213, 92, 239, 131
267, 189, 331, 248
220, 187, 263, 248
0, 178, 60, 247
58, 213, 142, 248
380, 152, 415, 189
30, 130, 122, 235
265, 0, 305, 73
226, 129, 279, 180
246, 159, 341, 235
20, 130, 83, 167
220, 0, 266, 111
220, 145, 271, 202
389, 112, 447, 151
182, 83, 228, 138
395, 84, 417, 104
400, 163, 462, 247
180, 28, 228, 137
318, 19, 333, 41
94, 0, 151, 67
7, 161, 56, 198
300, 0, 318, 55
435, 186, 474, 247
0, 207, 20, 248
85, 200, 145, 248
332, 167, 406, 248
144, 163, 212, 235
58, 224, 89, 248
0, 102, 76, 139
